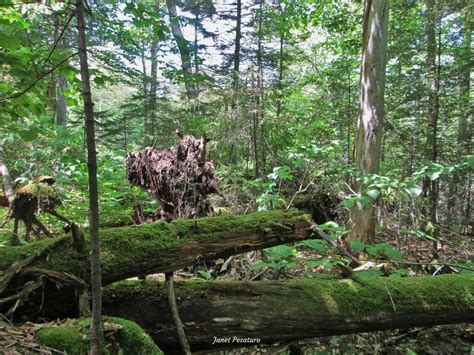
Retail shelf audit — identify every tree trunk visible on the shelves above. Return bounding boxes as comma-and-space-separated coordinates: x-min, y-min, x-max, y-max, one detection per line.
0, 149, 14, 205
76, 1, 102, 353
424, 0, 440, 245
449, 1, 472, 232
55, 75, 68, 127
166, 0, 196, 100
257, 0, 266, 175
276, 31, 284, 122
350, 0, 389, 243
102, 275, 474, 352
232, 0, 242, 104
149, 1, 160, 139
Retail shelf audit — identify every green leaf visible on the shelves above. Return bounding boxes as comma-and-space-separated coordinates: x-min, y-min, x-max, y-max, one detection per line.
405, 184, 422, 197
296, 239, 327, 252
251, 261, 268, 271
18, 127, 39, 141
318, 221, 341, 231
366, 245, 381, 257
384, 247, 404, 261
429, 171, 441, 181
366, 189, 379, 200
349, 239, 365, 253
467, 156, 474, 169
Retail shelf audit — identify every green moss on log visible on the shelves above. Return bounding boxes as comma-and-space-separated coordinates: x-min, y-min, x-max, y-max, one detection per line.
104, 274, 474, 318
0, 209, 313, 282
36, 316, 162, 354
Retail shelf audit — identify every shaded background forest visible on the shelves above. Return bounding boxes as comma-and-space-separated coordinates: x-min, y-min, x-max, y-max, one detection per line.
0, 0, 472, 261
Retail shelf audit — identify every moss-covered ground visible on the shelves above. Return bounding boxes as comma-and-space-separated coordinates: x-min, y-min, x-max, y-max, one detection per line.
36, 316, 163, 354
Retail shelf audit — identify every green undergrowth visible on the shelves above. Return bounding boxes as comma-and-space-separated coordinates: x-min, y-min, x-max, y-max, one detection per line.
36, 316, 162, 354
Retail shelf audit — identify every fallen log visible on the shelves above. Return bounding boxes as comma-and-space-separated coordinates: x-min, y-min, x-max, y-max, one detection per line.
0, 209, 314, 318
101, 275, 474, 352
0, 209, 313, 285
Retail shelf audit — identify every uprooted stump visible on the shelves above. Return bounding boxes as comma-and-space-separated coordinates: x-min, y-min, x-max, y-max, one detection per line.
126, 131, 220, 221
1, 176, 71, 245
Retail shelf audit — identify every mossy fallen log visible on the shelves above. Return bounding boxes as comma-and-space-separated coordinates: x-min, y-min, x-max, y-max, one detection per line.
0, 210, 314, 318
36, 316, 163, 354
0, 209, 313, 284
102, 275, 474, 352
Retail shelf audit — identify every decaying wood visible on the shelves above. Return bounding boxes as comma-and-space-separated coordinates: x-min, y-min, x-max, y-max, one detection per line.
102, 275, 474, 352
126, 131, 219, 221
1, 176, 71, 244
0, 210, 313, 317
0, 237, 67, 295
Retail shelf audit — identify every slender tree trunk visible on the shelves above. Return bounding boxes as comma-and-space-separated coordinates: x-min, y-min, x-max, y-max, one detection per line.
350, 0, 389, 243
231, 0, 242, 107
251, 77, 259, 177
0, 149, 14, 205
455, 2, 472, 232
140, 43, 149, 137
257, 0, 265, 174
166, 0, 196, 100
276, 33, 284, 121
194, 13, 199, 73
56, 75, 68, 126
52, 14, 68, 126
76, 1, 102, 353
424, 0, 440, 250
149, 1, 160, 139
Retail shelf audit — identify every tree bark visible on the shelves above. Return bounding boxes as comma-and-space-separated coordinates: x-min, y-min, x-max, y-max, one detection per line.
55, 75, 68, 127
149, 1, 160, 139
424, 0, 440, 245
350, 0, 389, 243
166, 0, 197, 100
102, 275, 474, 352
76, 1, 102, 353
449, 1, 472, 232
231, 0, 242, 106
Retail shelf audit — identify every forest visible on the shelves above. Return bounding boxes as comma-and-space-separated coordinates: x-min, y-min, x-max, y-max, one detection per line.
0, 0, 472, 354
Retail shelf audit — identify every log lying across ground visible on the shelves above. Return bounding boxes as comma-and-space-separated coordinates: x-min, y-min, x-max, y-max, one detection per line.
0, 209, 314, 285
1, 209, 314, 318
102, 275, 474, 352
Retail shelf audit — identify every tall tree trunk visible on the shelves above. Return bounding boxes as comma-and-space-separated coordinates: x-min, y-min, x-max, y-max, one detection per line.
0, 149, 14, 205
350, 0, 389, 243
251, 77, 259, 177
231, 0, 242, 107
140, 43, 149, 138
257, 0, 266, 174
166, 0, 197, 100
52, 13, 68, 126
457, 2, 472, 232
56, 75, 68, 126
424, 0, 440, 250
194, 13, 199, 73
76, 1, 102, 353
149, 1, 160, 139
276, 32, 284, 122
